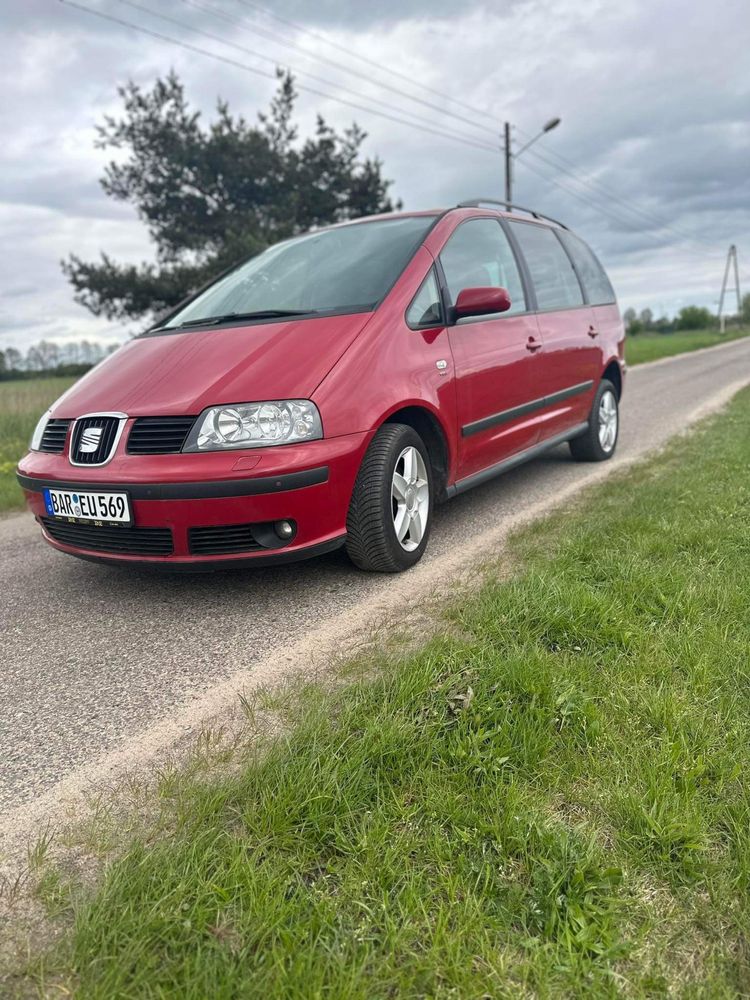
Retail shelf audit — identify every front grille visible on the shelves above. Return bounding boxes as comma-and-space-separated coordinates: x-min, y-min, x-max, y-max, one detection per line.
127, 416, 196, 454
39, 419, 71, 453
70, 416, 122, 465
189, 523, 265, 556
42, 518, 173, 556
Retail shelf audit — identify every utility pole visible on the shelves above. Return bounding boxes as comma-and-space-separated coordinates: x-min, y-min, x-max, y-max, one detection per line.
717, 244, 741, 333
504, 122, 512, 208
503, 117, 561, 208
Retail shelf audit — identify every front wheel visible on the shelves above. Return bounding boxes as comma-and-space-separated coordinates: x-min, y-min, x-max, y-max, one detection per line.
346, 423, 432, 572
569, 379, 619, 462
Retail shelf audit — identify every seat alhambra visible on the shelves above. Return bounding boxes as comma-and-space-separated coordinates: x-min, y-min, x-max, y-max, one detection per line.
18, 201, 624, 573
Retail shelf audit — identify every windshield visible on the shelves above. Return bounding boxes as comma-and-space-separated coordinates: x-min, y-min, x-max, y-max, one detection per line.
161, 215, 437, 329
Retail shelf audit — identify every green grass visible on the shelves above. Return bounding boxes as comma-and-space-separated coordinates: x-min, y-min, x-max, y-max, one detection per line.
626, 325, 749, 365
0, 377, 76, 512
19, 388, 750, 998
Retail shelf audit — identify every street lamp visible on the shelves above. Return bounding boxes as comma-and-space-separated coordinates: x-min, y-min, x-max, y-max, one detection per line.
503, 117, 561, 207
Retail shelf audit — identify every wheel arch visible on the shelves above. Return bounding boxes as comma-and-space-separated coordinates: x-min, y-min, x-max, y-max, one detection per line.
602, 359, 623, 400
381, 403, 452, 502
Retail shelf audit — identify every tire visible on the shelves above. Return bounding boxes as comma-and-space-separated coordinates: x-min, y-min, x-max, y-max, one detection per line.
569, 379, 619, 462
346, 423, 433, 572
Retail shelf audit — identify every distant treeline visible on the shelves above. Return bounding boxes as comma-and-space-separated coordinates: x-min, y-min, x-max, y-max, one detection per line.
625, 297, 750, 335
0, 339, 119, 381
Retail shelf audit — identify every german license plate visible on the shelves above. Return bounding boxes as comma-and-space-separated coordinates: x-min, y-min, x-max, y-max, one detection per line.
43, 487, 132, 525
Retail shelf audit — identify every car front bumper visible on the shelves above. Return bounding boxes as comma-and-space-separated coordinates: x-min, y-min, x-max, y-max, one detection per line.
17, 431, 371, 569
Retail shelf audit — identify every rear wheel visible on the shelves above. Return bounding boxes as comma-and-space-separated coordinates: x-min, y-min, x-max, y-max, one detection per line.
569, 379, 619, 461
346, 423, 432, 572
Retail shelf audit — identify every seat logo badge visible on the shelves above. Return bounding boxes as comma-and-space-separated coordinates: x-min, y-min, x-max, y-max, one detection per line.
436, 359, 448, 375
79, 427, 103, 453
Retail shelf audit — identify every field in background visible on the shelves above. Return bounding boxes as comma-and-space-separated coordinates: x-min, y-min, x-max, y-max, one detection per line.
0, 377, 75, 512
625, 326, 749, 365
18, 389, 750, 996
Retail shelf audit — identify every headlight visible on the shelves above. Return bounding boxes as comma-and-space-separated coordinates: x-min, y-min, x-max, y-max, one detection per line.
30, 410, 50, 451
183, 400, 323, 452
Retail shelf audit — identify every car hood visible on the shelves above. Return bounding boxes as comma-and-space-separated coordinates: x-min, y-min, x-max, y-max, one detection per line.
51, 314, 372, 418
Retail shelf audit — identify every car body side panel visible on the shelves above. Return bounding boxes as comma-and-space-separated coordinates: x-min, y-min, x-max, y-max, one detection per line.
448, 313, 543, 478
530, 307, 602, 438
592, 302, 626, 386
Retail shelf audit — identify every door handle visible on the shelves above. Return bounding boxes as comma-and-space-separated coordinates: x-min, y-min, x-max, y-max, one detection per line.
526, 337, 542, 352
588, 325, 599, 338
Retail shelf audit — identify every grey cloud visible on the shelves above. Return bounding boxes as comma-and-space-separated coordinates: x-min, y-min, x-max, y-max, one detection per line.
1, 285, 39, 298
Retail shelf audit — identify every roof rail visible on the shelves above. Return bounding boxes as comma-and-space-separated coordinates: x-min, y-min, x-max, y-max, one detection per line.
456, 199, 568, 230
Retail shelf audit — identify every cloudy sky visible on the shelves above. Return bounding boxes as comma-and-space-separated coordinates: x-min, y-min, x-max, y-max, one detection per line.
1, 0, 748, 353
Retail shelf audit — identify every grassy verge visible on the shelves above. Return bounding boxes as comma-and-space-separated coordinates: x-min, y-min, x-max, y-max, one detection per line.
0, 377, 76, 512
13, 388, 750, 997
626, 325, 749, 365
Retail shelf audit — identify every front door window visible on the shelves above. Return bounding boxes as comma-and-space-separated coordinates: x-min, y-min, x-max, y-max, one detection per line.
440, 219, 526, 317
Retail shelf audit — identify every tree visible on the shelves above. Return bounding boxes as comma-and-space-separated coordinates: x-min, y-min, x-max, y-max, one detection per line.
62, 71, 399, 323
742, 292, 750, 324
61, 342, 80, 365
639, 307, 653, 329
4, 347, 22, 371
623, 307, 637, 332
675, 305, 714, 330
36, 340, 60, 369
78, 340, 99, 366
25, 346, 44, 371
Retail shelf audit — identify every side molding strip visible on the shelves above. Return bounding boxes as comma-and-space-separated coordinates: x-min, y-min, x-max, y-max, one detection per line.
448, 422, 589, 497
461, 380, 594, 438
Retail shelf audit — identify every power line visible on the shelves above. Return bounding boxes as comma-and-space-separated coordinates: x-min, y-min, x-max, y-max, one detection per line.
113, 0, 500, 149
520, 156, 723, 261
59, 0, 501, 155
175, 0, 500, 141
516, 128, 720, 253
60, 0, 726, 261
524, 152, 724, 258
231, 0, 501, 126
180, 0, 727, 257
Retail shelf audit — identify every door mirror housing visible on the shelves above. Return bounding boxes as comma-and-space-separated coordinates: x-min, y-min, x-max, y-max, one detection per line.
452, 286, 512, 322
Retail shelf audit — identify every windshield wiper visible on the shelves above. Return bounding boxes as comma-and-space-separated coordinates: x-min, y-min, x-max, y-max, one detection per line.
159, 309, 318, 331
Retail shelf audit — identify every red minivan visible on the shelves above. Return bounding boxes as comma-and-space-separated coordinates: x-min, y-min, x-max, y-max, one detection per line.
18, 201, 624, 573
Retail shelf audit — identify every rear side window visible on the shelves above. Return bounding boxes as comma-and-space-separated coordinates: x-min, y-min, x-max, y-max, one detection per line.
508, 221, 584, 311
558, 231, 616, 305
439, 219, 526, 316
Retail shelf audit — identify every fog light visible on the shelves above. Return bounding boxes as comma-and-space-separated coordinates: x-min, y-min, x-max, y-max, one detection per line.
275, 519, 295, 539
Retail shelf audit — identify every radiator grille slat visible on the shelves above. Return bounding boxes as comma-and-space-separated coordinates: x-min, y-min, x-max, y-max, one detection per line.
39, 419, 71, 454
127, 417, 196, 454
189, 522, 265, 555
42, 518, 173, 556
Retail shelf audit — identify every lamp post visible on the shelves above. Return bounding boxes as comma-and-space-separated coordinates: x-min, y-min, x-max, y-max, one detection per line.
503, 117, 561, 207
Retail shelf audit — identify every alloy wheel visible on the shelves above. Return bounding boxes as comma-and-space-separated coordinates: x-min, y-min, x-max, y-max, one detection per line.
598, 390, 618, 452
391, 446, 429, 551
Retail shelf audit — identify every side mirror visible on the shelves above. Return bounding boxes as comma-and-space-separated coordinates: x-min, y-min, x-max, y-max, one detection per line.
452, 286, 512, 322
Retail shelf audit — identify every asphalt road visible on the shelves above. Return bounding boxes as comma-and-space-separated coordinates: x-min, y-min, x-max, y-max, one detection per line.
2, 338, 749, 817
